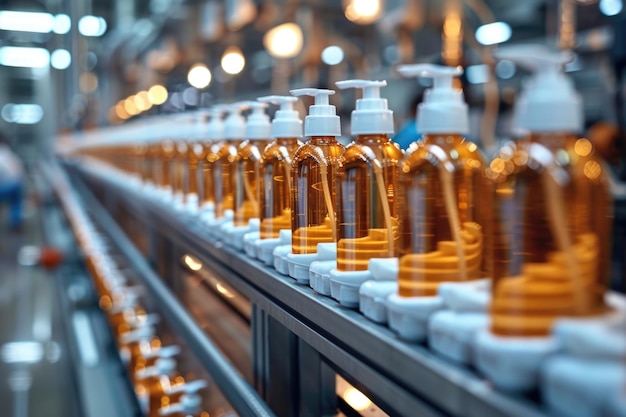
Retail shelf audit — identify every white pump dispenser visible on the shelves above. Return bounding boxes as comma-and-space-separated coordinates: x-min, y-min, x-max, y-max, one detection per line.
158, 380, 209, 416
224, 101, 248, 140
207, 104, 229, 141
290, 88, 341, 137
335, 79, 394, 135
257, 95, 303, 138
241, 101, 271, 139
398, 64, 469, 135
495, 45, 581, 133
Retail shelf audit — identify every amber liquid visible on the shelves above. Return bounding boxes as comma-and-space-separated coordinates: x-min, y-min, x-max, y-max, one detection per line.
232, 139, 272, 227
212, 140, 241, 219
260, 138, 303, 239
201, 141, 221, 207
488, 133, 612, 337
171, 141, 189, 199
159, 140, 177, 190
291, 136, 345, 254
336, 134, 403, 271
397, 134, 487, 296
187, 142, 204, 199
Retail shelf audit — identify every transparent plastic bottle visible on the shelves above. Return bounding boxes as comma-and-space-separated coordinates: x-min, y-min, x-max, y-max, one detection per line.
186, 112, 208, 206
334, 80, 404, 271
231, 102, 272, 227
289, 89, 345, 254
199, 106, 228, 211
171, 115, 194, 204
212, 103, 247, 220
396, 64, 488, 297
487, 46, 612, 337
257, 96, 304, 239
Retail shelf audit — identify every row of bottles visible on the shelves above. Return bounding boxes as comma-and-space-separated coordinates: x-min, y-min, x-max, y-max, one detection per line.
71, 45, 612, 344
56, 184, 211, 416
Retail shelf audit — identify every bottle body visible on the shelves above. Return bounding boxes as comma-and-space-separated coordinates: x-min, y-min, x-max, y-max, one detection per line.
232, 139, 271, 226
186, 142, 204, 200
397, 134, 487, 296
336, 135, 403, 271
487, 133, 611, 337
213, 140, 241, 219
291, 137, 345, 254
159, 139, 176, 190
260, 138, 303, 239
201, 141, 220, 208
172, 141, 189, 200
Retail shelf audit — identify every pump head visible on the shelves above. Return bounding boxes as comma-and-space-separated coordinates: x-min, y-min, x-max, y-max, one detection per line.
258, 95, 303, 139
158, 393, 203, 416
239, 100, 271, 140
289, 88, 340, 137
494, 44, 581, 133
335, 79, 394, 135
166, 379, 209, 395
206, 104, 229, 141
224, 101, 248, 140
142, 344, 181, 360
135, 357, 177, 380
398, 63, 469, 135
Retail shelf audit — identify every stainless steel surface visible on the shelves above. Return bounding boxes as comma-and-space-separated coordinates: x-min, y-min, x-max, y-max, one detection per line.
67, 161, 552, 417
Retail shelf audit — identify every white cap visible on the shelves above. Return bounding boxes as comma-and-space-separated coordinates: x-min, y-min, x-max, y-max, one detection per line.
495, 44, 581, 133
257, 95, 303, 138
207, 104, 229, 141
135, 357, 177, 379
119, 324, 155, 344
398, 64, 469, 135
241, 101, 271, 140
290, 88, 341, 137
142, 345, 181, 360
166, 379, 209, 395
335, 79, 394, 135
158, 394, 203, 416
224, 102, 247, 140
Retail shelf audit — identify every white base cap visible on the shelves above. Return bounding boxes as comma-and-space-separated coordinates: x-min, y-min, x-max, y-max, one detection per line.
553, 313, 626, 360
542, 356, 626, 417
438, 279, 491, 312
243, 231, 261, 259
222, 218, 260, 251
287, 252, 318, 283
316, 242, 337, 260
428, 310, 489, 364
256, 229, 292, 265
368, 257, 399, 281
309, 260, 336, 295
273, 244, 292, 275
359, 281, 398, 324
185, 193, 199, 214
205, 210, 234, 237
201, 201, 215, 212
387, 293, 444, 342
329, 269, 373, 308
474, 330, 560, 392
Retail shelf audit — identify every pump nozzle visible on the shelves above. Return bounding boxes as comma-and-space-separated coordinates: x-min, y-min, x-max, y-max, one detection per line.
118, 324, 155, 344
206, 104, 229, 141
158, 393, 203, 416
126, 312, 161, 329
240, 101, 270, 140
397, 63, 468, 135
290, 88, 340, 137
135, 357, 177, 380
494, 44, 581, 133
258, 95, 303, 138
142, 344, 181, 360
224, 101, 248, 140
165, 379, 208, 395
335, 79, 394, 135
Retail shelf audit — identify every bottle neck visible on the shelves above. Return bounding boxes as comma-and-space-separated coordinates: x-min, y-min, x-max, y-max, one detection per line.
422, 133, 465, 149
529, 132, 577, 151
355, 133, 390, 145
308, 136, 338, 145
275, 137, 300, 145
